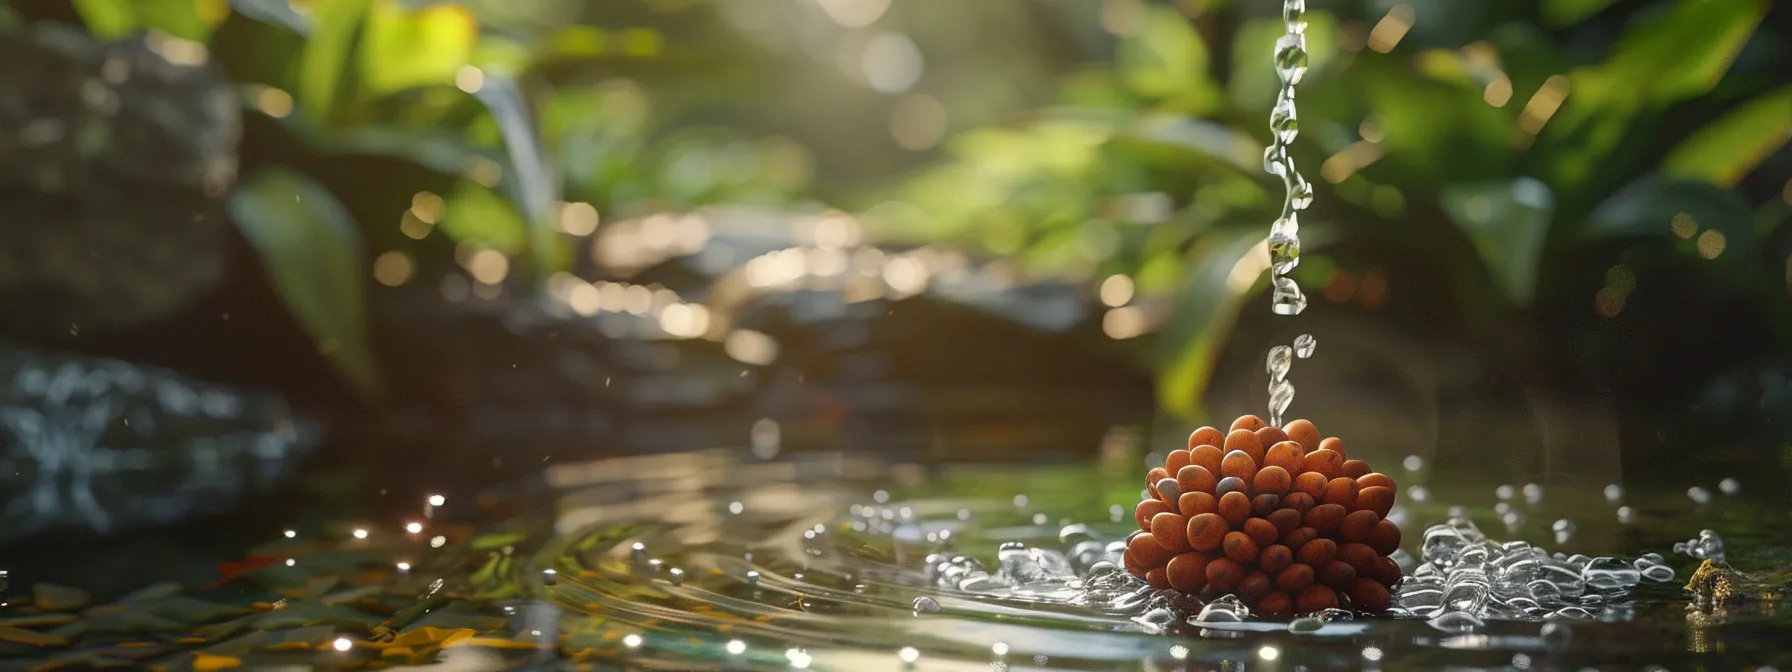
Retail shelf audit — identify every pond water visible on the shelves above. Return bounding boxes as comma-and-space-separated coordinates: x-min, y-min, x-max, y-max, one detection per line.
2, 431, 1788, 671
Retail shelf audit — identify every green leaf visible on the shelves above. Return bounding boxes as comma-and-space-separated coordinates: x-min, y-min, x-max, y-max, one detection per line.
297, 0, 370, 121
441, 181, 529, 254
1441, 178, 1556, 305
1586, 175, 1753, 242
360, 0, 476, 95
227, 169, 381, 395
1663, 85, 1792, 187
1117, 5, 1219, 110
1541, 0, 1622, 27
71, 0, 229, 41
1154, 227, 1272, 420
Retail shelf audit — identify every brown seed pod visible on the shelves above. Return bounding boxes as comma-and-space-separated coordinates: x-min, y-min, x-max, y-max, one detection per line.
1217, 491, 1252, 527
1229, 415, 1267, 432
1281, 492, 1317, 514
1296, 538, 1337, 568
1369, 519, 1402, 556
1252, 465, 1292, 496
1283, 419, 1321, 452
1264, 441, 1306, 475
1242, 517, 1279, 549
1266, 508, 1302, 535
1255, 426, 1290, 453
1146, 566, 1170, 590
1251, 494, 1281, 518
1341, 459, 1372, 478
1322, 477, 1359, 507
1337, 542, 1378, 575
1152, 512, 1192, 553
1349, 577, 1392, 612
1128, 533, 1174, 567
1281, 526, 1318, 551
1188, 426, 1225, 451
1357, 472, 1396, 490
1318, 436, 1347, 459
1223, 531, 1259, 564
1275, 563, 1314, 592
1305, 503, 1347, 534
1177, 465, 1218, 496
1239, 570, 1273, 603
1321, 560, 1357, 591
1135, 499, 1172, 530
1260, 544, 1293, 574
1340, 510, 1380, 543
1165, 449, 1193, 474
1178, 491, 1218, 517
1255, 591, 1293, 619
1293, 471, 1329, 498
1220, 449, 1258, 481
1167, 552, 1209, 593
1146, 467, 1170, 498
1205, 557, 1245, 591
1224, 430, 1265, 465
1355, 486, 1395, 518
1303, 449, 1344, 480
1296, 584, 1339, 613
1369, 554, 1402, 588
1189, 445, 1225, 475
1187, 513, 1229, 551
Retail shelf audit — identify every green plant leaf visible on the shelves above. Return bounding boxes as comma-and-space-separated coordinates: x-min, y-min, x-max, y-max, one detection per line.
1154, 227, 1272, 420
227, 168, 380, 395
442, 181, 529, 254
1441, 177, 1556, 305
1663, 85, 1792, 187
71, 0, 229, 41
1541, 0, 1622, 27
1117, 5, 1219, 110
297, 0, 370, 121
360, 0, 476, 95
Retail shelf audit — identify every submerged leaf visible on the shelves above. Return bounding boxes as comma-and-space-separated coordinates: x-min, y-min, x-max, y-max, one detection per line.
1442, 178, 1556, 305
227, 168, 381, 395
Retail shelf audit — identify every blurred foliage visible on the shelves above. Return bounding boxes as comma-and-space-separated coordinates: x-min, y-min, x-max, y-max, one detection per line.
32, 0, 1792, 418
882, 0, 1792, 419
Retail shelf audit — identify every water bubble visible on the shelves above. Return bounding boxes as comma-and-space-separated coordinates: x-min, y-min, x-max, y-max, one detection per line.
1523, 483, 1544, 504
1603, 484, 1623, 502
1551, 519, 1576, 544
1427, 611, 1484, 633
1719, 478, 1740, 496
1496, 485, 1516, 501
1277, 614, 1322, 634
1404, 455, 1424, 471
1193, 595, 1251, 622
1616, 506, 1635, 524
1640, 564, 1675, 583
1688, 486, 1712, 504
1582, 557, 1640, 591
912, 596, 941, 616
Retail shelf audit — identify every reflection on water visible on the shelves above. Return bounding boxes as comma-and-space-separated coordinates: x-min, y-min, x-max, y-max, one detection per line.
1, 441, 1788, 670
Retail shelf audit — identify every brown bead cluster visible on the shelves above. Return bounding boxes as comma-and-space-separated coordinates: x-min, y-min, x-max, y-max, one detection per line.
1122, 415, 1402, 617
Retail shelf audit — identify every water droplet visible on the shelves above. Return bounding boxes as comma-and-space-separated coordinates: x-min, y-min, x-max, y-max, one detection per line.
729, 501, 744, 514
1522, 483, 1544, 504
1407, 485, 1430, 502
668, 568, 684, 586
1289, 174, 1314, 210
540, 568, 557, 586
1274, 35, 1309, 84
1292, 334, 1316, 358
1282, 0, 1306, 28
1551, 519, 1576, 544
1540, 622, 1571, 649
1719, 478, 1740, 496
1688, 486, 1712, 504
746, 570, 761, 585
1268, 230, 1301, 274
1616, 506, 1635, 524
1013, 494, 1029, 508
1287, 615, 1325, 633
898, 646, 920, 664
1603, 484, 1623, 502
1266, 345, 1293, 378
1193, 595, 1252, 622
1270, 94, 1298, 143
1496, 485, 1516, 501
1404, 455, 1424, 471
912, 596, 941, 616
1108, 504, 1124, 522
